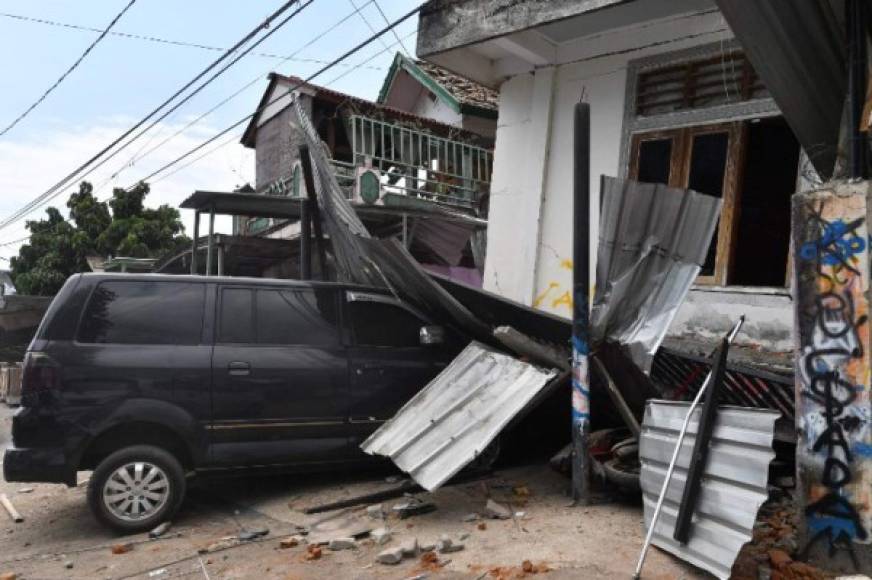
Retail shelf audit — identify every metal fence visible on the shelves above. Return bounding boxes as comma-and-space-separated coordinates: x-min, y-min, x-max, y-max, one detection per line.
347, 115, 493, 207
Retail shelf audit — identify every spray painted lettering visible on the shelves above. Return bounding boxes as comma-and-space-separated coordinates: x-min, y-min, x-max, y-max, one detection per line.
798, 202, 872, 567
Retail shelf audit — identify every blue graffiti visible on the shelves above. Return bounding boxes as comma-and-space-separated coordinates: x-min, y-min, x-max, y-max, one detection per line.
800, 219, 866, 266
854, 442, 872, 458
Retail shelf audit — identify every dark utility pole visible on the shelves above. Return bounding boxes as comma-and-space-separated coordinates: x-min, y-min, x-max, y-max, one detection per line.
298, 145, 329, 280
847, 0, 867, 179
571, 101, 591, 504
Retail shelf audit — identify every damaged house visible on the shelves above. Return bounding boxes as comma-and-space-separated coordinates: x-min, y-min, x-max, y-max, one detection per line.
415, 0, 872, 574
160, 60, 499, 286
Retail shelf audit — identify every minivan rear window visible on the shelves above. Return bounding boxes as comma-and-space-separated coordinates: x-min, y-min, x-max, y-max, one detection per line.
77, 281, 205, 345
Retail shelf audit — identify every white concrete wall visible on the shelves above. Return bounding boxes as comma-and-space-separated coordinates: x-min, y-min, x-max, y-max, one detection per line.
483, 10, 794, 352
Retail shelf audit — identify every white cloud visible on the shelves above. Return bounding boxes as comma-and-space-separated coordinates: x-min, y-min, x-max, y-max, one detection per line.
0, 118, 254, 263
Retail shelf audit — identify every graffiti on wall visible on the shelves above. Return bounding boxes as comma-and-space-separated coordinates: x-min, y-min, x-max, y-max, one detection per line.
797, 201, 872, 567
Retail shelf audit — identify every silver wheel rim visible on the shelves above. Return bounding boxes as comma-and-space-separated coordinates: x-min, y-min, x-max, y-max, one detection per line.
102, 461, 170, 522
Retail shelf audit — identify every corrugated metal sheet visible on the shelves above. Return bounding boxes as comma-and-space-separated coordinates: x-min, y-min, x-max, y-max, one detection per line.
640, 400, 779, 579
591, 177, 722, 369
362, 342, 558, 491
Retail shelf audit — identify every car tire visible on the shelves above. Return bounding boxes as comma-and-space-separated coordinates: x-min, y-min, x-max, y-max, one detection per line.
87, 445, 186, 534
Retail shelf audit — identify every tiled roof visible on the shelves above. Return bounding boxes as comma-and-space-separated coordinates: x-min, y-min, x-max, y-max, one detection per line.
414, 60, 498, 111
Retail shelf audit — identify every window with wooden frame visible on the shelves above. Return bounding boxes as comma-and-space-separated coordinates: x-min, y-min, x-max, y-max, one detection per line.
628, 117, 800, 287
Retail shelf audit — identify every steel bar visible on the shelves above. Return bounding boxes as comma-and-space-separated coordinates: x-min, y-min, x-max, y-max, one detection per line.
673, 337, 729, 544
591, 355, 641, 440
633, 315, 744, 579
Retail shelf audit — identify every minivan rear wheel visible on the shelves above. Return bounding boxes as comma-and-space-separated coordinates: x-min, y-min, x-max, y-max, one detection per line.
88, 445, 186, 534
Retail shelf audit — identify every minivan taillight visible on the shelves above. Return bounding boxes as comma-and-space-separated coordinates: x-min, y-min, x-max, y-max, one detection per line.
21, 351, 61, 399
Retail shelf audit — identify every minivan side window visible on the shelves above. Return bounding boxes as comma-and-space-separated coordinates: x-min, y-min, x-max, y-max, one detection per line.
218, 288, 254, 343
256, 289, 339, 346
349, 300, 423, 347
78, 281, 204, 345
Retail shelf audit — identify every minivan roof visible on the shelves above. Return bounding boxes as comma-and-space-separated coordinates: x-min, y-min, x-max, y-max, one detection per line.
76, 272, 391, 294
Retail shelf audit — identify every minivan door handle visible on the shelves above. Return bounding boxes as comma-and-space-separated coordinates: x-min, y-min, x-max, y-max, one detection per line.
228, 361, 251, 376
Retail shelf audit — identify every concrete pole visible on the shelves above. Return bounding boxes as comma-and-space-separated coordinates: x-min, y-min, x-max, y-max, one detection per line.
793, 181, 872, 572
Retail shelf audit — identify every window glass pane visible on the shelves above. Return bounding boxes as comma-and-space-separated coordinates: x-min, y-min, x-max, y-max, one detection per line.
687, 132, 729, 276
256, 289, 339, 345
349, 300, 423, 347
636, 138, 672, 185
78, 281, 204, 345
219, 288, 254, 343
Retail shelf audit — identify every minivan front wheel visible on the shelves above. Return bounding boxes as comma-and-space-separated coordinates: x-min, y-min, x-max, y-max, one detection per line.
88, 445, 186, 534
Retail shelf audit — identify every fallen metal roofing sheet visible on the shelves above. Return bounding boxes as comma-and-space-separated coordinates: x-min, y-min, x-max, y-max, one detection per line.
361, 342, 558, 491
640, 400, 779, 579
591, 177, 722, 370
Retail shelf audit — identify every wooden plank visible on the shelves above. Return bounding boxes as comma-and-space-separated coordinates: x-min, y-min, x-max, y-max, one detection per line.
1, 493, 23, 523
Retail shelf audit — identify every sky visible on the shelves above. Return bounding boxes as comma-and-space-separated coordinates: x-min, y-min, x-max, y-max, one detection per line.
0, 0, 420, 263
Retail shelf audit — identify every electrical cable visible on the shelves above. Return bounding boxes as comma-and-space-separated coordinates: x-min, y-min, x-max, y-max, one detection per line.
0, 10, 385, 69
0, 0, 138, 137
97, 0, 377, 193
372, 0, 411, 56
126, 3, 423, 188
0, 0, 311, 233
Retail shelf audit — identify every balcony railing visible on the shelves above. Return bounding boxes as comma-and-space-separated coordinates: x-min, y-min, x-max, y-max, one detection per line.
344, 115, 493, 208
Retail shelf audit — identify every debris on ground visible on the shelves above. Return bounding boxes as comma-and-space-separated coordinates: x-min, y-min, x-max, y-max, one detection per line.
63, 561, 73, 569
307, 510, 373, 544
512, 486, 530, 498
237, 527, 269, 541
327, 537, 356, 551
394, 498, 437, 519
111, 543, 132, 555
371, 527, 391, 545
437, 534, 464, 554
377, 546, 405, 565
0, 573, 16, 580
16, 488, 33, 494
302, 545, 322, 561
198, 538, 237, 554
415, 550, 446, 573
385, 475, 402, 484
462, 512, 480, 522
0, 493, 23, 523
477, 522, 487, 531
279, 536, 300, 549
479, 560, 552, 579
400, 537, 419, 556
366, 504, 385, 519
485, 499, 512, 520
149, 521, 172, 539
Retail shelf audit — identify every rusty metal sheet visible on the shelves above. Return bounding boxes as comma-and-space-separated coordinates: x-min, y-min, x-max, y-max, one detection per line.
640, 400, 779, 579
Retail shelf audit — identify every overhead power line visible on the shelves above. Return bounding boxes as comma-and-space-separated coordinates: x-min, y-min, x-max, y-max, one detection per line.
0, 10, 385, 71
0, 0, 138, 137
0, 0, 313, 233
97, 0, 379, 192
129, 3, 423, 188
372, 0, 411, 55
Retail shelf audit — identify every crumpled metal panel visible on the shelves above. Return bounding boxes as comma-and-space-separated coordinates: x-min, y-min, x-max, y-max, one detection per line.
362, 342, 558, 491
640, 400, 779, 579
591, 177, 722, 370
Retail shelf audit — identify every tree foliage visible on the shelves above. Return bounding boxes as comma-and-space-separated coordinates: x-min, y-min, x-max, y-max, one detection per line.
11, 182, 189, 295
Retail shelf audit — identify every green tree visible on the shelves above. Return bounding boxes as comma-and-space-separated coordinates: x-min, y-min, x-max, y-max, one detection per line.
10, 181, 189, 295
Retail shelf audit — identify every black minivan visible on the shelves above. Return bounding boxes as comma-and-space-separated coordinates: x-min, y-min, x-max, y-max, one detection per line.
4, 273, 460, 532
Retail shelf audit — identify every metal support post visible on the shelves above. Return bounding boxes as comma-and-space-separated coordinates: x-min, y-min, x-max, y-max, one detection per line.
216, 244, 224, 277
191, 211, 200, 275
205, 208, 215, 276
300, 198, 311, 280
299, 145, 329, 280
847, 0, 867, 179
571, 101, 591, 504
